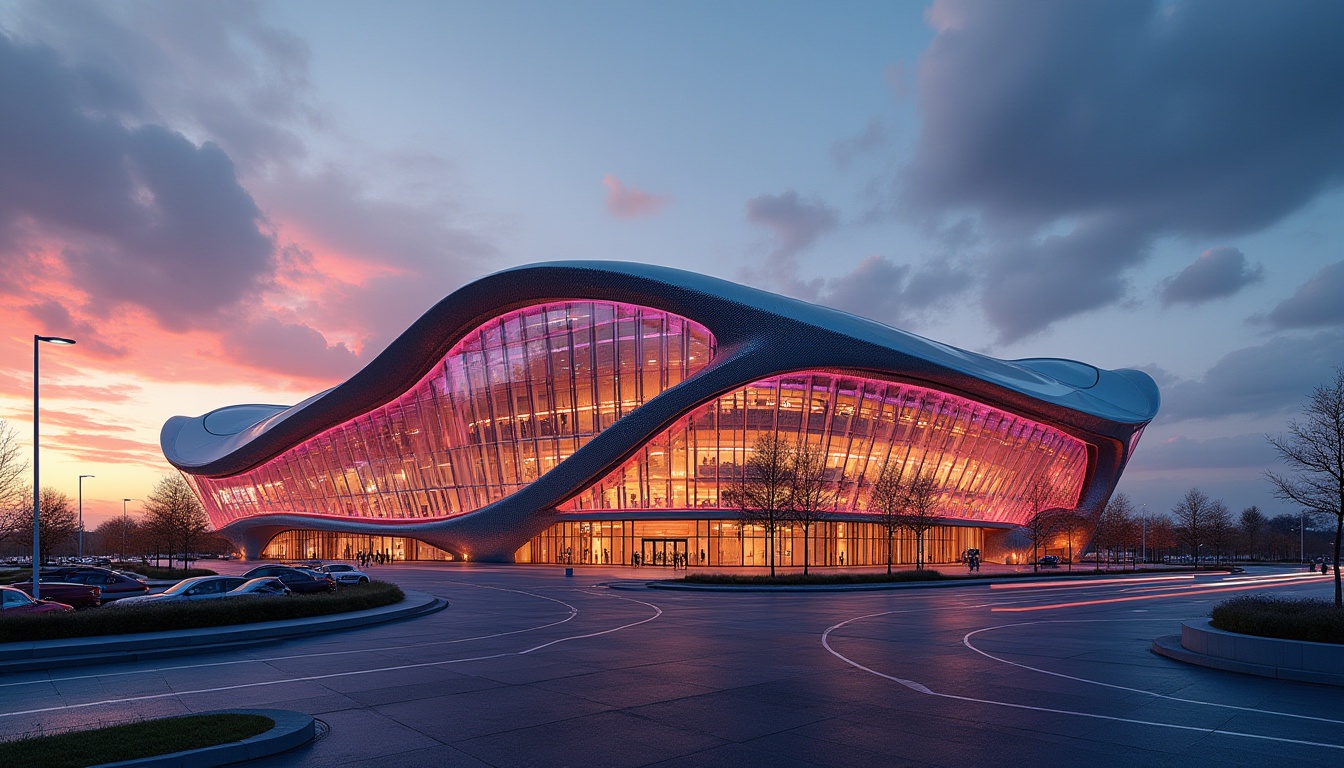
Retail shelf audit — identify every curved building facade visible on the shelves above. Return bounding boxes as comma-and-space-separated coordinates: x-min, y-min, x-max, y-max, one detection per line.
162, 262, 1159, 566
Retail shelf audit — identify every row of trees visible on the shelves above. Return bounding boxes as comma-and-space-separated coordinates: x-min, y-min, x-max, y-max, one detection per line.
0, 421, 217, 566
726, 434, 989, 575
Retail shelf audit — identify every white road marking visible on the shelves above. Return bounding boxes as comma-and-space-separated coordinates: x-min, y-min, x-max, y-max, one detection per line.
962, 619, 1344, 725
0, 581, 578, 690
0, 591, 661, 720
821, 611, 1344, 752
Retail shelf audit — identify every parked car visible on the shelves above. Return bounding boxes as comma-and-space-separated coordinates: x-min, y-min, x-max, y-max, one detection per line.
108, 576, 248, 608
1037, 555, 1061, 568
240, 565, 337, 594
37, 567, 150, 601
315, 563, 371, 586
0, 585, 76, 615
114, 570, 150, 584
11, 581, 101, 609
225, 577, 291, 597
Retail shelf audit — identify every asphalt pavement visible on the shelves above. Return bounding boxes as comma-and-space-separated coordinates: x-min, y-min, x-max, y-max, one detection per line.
1, 563, 1339, 767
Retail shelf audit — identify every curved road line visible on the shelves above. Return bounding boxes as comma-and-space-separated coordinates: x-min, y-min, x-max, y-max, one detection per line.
0, 581, 580, 690
821, 612, 1344, 752
962, 619, 1344, 725
0, 590, 662, 721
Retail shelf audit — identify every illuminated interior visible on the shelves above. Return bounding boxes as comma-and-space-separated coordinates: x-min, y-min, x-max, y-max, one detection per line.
189, 301, 716, 527
560, 372, 1089, 524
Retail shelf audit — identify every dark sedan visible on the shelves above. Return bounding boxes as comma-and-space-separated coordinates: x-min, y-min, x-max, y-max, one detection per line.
1, 586, 76, 615
38, 567, 150, 601
240, 565, 337, 594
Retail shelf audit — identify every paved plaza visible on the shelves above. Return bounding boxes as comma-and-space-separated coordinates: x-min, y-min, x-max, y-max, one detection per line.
1, 565, 1340, 767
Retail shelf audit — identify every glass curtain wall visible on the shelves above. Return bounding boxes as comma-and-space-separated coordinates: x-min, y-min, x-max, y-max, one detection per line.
191, 302, 716, 529
514, 519, 984, 567
561, 372, 1089, 525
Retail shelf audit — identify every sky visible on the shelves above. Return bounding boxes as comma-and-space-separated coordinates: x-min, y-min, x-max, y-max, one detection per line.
1, 0, 1343, 530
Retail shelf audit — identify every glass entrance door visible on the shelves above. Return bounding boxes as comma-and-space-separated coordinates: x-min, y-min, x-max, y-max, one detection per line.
642, 538, 688, 567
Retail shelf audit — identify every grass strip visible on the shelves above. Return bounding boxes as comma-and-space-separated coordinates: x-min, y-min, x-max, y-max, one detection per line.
1210, 595, 1344, 644
0, 581, 404, 643
0, 713, 273, 768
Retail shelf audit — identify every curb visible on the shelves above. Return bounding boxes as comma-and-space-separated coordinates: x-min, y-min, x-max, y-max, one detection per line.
0, 591, 447, 673
90, 709, 315, 768
1152, 622, 1344, 687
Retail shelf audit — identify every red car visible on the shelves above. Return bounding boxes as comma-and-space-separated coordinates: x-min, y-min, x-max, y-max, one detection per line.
11, 581, 102, 609
1, 585, 76, 615
37, 567, 150, 602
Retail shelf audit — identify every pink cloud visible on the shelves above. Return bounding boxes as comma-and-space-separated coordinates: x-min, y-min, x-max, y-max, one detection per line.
603, 175, 670, 219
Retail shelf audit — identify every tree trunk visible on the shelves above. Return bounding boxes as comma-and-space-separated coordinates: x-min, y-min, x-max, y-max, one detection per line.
886, 530, 893, 575
1334, 512, 1342, 607
802, 524, 810, 576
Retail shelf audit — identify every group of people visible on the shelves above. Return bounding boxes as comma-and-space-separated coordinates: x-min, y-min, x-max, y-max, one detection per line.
964, 547, 982, 573
629, 550, 692, 569
357, 550, 391, 567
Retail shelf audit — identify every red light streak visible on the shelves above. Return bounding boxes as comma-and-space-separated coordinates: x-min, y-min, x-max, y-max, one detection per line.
990, 575, 1195, 590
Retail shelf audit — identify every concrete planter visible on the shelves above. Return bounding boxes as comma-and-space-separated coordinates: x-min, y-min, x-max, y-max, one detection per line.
1152, 619, 1344, 687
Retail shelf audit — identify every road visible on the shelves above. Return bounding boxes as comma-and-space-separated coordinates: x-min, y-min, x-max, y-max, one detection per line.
0, 564, 1339, 767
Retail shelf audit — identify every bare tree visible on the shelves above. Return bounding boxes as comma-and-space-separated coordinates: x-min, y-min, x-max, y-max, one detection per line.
143, 474, 211, 570
13, 488, 78, 563
0, 420, 30, 550
1021, 477, 1062, 572
1172, 488, 1218, 569
1054, 509, 1087, 571
725, 434, 794, 577
894, 472, 942, 570
787, 441, 834, 576
1238, 506, 1267, 561
1206, 501, 1234, 566
1093, 492, 1135, 570
1267, 366, 1344, 605
869, 460, 908, 574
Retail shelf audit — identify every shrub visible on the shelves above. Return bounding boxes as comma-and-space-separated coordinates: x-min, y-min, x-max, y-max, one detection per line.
1209, 595, 1344, 644
0, 581, 404, 643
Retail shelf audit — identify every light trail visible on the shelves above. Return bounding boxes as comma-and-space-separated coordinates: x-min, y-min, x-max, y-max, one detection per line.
991, 577, 1324, 612
989, 575, 1195, 590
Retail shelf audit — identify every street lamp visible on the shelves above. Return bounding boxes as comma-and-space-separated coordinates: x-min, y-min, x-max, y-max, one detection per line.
122, 498, 134, 564
78, 474, 95, 559
32, 334, 76, 600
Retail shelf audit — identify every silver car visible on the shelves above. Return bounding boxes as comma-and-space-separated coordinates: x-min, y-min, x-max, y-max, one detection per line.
315, 563, 371, 586
109, 575, 247, 607
225, 577, 292, 597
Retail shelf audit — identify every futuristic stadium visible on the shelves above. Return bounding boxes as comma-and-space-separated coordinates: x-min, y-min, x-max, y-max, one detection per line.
161, 262, 1160, 566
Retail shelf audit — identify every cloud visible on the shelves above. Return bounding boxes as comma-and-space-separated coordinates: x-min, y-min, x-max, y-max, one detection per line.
1259, 261, 1344, 330
602, 175, 670, 219
1158, 331, 1344, 422
0, 32, 277, 331
1159, 246, 1263, 306
822, 255, 972, 328
1125, 433, 1278, 472
831, 118, 887, 168
219, 315, 360, 382
903, 0, 1344, 341
744, 190, 840, 299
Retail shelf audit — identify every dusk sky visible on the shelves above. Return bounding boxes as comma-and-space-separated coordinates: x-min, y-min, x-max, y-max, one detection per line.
2, 0, 1343, 529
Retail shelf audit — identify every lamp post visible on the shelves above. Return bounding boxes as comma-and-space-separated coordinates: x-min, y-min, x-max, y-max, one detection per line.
122, 498, 134, 564
77, 474, 95, 559
32, 334, 76, 600
1300, 510, 1306, 564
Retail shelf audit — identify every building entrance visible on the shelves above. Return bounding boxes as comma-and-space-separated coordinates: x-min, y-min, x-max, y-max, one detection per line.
642, 538, 688, 567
